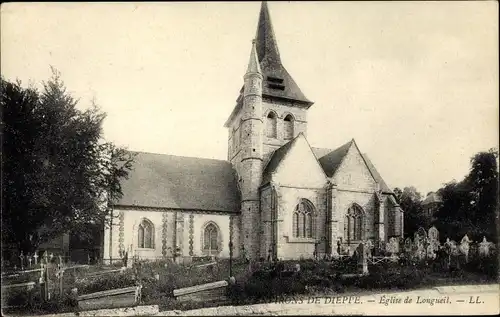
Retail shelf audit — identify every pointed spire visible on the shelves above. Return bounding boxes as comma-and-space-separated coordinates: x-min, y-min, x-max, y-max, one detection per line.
255, 1, 281, 64
246, 39, 262, 75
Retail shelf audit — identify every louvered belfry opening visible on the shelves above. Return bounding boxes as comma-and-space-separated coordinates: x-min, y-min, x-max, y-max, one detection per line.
253, 2, 313, 106
267, 76, 285, 91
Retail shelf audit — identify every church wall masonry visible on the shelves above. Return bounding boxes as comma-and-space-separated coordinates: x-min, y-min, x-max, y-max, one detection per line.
106, 2, 404, 262
103, 209, 239, 263
277, 186, 327, 259
262, 99, 308, 155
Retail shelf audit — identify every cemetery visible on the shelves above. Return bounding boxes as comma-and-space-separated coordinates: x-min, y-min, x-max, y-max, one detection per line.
1, 226, 498, 315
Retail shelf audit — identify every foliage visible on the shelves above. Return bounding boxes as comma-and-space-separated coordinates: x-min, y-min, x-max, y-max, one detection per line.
434, 149, 498, 242
1, 70, 135, 252
394, 186, 430, 238
74, 271, 136, 295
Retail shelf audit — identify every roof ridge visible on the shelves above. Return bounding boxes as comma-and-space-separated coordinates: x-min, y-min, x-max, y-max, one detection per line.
129, 150, 230, 163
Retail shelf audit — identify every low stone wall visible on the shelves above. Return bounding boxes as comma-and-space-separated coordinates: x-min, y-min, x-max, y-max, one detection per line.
24, 305, 159, 317
173, 280, 228, 303
77, 285, 141, 311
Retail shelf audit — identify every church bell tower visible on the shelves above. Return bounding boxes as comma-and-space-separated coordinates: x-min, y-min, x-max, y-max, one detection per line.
224, 1, 313, 260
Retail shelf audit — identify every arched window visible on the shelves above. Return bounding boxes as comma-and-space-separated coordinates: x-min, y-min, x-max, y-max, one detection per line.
292, 199, 315, 238
203, 223, 219, 255
344, 205, 364, 242
138, 219, 154, 249
266, 111, 277, 138
283, 114, 294, 140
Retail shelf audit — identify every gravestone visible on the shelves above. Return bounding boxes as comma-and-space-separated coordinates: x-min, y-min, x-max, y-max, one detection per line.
33, 252, 38, 265
356, 243, 368, 275
414, 227, 427, 245
19, 251, 25, 270
460, 235, 472, 262
428, 226, 440, 250
404, 238, 412, 253
415, 241, 426, 261
428, 226, 439, 241
365, 239, 374, 257
479, 237, 493, 257
444, 238, 459, 269
426, 244, 436, 260
387, 237, 399, 256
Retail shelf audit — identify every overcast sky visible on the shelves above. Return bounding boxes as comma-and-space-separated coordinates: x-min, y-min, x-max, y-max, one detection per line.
2, 1, 498, 195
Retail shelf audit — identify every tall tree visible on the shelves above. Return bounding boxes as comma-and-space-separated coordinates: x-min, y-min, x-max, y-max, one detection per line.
394, 186, 430, 238
1, 69, 135, 252
434, 149, 498, 242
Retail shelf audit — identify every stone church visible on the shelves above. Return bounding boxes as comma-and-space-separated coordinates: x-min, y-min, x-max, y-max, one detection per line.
102, 2, 404, 263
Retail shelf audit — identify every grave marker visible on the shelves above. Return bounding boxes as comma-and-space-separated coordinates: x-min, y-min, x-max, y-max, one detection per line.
365, 239, 374, 257
416, 240, 426, 261
414, 227, 427, 244
479, 237, 492, 257
19, 251, 25, 271
387, 237, 399, 256
426, 244, 436, 260
404, 238, 412, 253
356, 243, 368, 275
460, 235, 472, 262
428, 226, 439, 241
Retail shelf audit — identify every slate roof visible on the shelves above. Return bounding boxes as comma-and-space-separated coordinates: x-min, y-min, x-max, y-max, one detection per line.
316, 141, 353, 178
422, 192, 442, 205
224, 2, 312, 127
262, 135, 300, 184
362, 154, 394, 195
255, 1, 312, 106
315, 141, 394, 194
114, 152, 240, 212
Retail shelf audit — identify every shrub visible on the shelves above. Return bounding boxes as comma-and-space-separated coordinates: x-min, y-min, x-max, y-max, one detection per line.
75, 271, 136, 295
462, 255, 498, 280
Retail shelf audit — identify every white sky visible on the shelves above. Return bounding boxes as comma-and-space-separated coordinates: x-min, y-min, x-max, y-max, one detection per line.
1, 1, 498, 195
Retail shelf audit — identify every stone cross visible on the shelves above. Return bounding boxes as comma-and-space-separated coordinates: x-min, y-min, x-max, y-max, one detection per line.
460, 235, 471, 262
479, 237, 492, 257
356, 243, 368, 275
404, 238, 412, 253
33, 252, 39, 265
28, 255, 32, 267
19, 251, 25, 270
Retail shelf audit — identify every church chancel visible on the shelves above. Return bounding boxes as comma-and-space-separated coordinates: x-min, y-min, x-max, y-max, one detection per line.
103, 2, 404, 263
